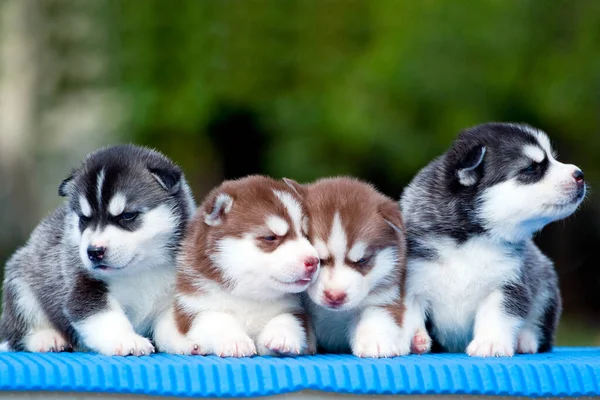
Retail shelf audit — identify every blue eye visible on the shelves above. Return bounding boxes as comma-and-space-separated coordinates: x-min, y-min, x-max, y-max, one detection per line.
356, 256, 371, 265
120, 212, 139, 221
263, 235, 277, 242
523, 162, 539, 174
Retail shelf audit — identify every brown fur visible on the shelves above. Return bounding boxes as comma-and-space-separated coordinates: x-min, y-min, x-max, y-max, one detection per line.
305, 176, 407, 307
174, 175, 307, 332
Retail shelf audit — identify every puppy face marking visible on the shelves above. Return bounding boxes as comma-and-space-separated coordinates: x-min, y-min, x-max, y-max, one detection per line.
79, 196, 92, 218
273, 190, 303, 234
108, 193, 127, 217
266, 215, 289, 237
347, 241, 368, 263
96, 169, 106, 206
523, 145, 545, 163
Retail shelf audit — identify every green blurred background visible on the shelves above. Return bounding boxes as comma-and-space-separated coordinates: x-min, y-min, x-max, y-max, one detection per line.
0, 0, 598, 345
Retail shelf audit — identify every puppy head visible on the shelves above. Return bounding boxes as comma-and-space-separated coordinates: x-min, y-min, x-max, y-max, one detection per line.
184, 175, 319, 299
446, 123, 586, 242
304, 177, 406, 311
60, 144, 193, 277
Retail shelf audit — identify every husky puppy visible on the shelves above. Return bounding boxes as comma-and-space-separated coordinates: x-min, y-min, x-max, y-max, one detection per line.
401, 123, 586, 357
299, 177, 410, 358
0, 145, 195, 355
155, 175, 319, 357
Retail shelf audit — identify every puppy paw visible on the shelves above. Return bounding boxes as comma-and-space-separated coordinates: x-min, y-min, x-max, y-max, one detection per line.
259, 326, 305, 356
352, 329, 410, 358
211, 333, 256, 358
517, 328, 539, 354
410, 328, 432, 355
25, 329, 71, 353
95, 333, 155, 356
467, 336, 514, 357
158, 338, 203, 356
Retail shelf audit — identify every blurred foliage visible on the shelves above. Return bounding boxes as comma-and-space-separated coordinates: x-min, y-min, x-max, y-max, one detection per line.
110, 0, 600, 196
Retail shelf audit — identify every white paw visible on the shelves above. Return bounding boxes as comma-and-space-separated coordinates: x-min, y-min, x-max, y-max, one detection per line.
517, 328, 539, 354
94, 333, 154, 356
467, 336, 514, 357
259, 324, 306, 356
411, 328, 432, 355
352, 329, 410, 358
25, 329, 71, 353
210, 333, 256, 358
158, 337, 203, 355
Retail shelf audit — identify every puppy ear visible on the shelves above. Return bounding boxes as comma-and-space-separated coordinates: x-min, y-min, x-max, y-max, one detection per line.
456, 145, 486, 186
149, 167, 182, 195
283, 178, 305, 197
204, 193, 234, 227
378, 201, 405, 233
58, 172, 76, 197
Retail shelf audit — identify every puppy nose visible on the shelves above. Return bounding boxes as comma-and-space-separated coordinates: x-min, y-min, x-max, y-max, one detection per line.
573, 169, 585, 184
324, 290, 347, 307
304, 256, 319, 274
87, 245, 106, 262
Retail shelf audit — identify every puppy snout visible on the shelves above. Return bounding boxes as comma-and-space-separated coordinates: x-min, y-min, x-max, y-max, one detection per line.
324, 289, 347, 307
87, 245, 107, 262
573, 169, 585, 185
304, 256, 319, 274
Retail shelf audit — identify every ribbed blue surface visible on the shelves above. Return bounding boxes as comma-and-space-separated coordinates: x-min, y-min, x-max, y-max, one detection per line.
0, 348, 598, 397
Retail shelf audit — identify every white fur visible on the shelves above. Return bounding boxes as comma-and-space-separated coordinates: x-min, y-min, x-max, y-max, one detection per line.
308, 246, 398, 311
214, 234, 318, 297
273, 190, 303, 233
257, 312, 306, 355
347, 241, 367, 263
73, 295, 154, 356
405, 235, 522, 353
79, 204, 178, 273
266, 215, 289, 237
153, 306, 199, 355
479, 155, 584, 242
0, 342, 10, 352
351, 306, 410, 357
108, 193, 127, 216
517, 326, 540, 354
96, 169, 105, 206
466, 289, 521, 357
523, 145, 545, 163
328, 213, 347, 261
79, 196, 92, 217
172, 288, 306, 356
24, 329, 69, 353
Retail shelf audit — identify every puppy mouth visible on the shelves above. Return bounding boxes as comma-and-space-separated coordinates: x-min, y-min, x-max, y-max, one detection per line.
92, 264, 124, 271
275, 277, 313, 286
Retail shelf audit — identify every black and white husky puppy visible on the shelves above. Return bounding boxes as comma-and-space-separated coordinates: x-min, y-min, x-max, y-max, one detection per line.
401, 123, 586, 357
0, 145, 195, 355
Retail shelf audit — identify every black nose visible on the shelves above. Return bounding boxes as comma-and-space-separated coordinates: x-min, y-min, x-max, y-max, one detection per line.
87, 245, 106, 262
573, 169, 585, 184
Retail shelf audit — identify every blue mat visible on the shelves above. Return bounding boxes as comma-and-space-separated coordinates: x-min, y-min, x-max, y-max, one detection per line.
0, 347, 598, 397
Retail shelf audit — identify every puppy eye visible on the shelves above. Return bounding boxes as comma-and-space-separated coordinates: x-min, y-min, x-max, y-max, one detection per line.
522, 162, 540, 174
263, 235, 277, 242
80, 215, 91, 224
355, 256, 372, 265
120, 212, 139, 222
319, 258, 331, 265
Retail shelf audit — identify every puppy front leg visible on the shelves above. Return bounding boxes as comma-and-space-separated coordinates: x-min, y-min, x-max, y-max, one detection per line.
258, 312, 308, 356
153, 305, 201, 355
67, 277, 153, 356
351, 306, 410, 358
188, 311, 256, 357
403, 296, 431, 355
466, 288, 525, 357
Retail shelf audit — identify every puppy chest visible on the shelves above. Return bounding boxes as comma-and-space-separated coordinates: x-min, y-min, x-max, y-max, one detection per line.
109, 269, 176, 331
411, 239, 521, 329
